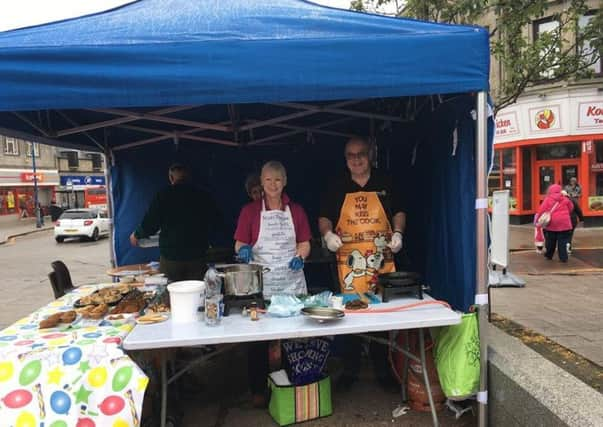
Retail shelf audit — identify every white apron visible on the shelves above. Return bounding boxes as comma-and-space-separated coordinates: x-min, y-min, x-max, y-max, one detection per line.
253, 200, 307, 299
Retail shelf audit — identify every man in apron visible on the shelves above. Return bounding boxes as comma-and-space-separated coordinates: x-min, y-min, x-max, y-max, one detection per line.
234, 160, 312, 406
319, 137, 406, 391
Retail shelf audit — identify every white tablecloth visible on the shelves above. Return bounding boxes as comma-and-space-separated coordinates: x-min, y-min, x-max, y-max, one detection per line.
123, 295, 460, 350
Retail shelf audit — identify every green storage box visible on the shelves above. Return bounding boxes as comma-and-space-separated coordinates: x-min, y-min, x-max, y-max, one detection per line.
268, 375, 332, 426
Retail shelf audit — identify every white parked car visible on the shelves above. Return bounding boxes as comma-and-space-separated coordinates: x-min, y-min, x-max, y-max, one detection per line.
54, 209, 110, 243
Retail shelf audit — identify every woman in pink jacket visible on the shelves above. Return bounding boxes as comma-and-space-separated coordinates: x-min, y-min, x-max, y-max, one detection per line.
536, 184, 574, 262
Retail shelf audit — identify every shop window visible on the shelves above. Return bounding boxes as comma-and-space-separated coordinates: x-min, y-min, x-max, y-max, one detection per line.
578, 12, 602, 75
25, 142, 40, 157
0, 190, 17, 215
502, 148, 517, 209
489, 148, 517, 209
90, 153, 103, 171
488, 150, 501, 196
596, 139, 603, 163
536, 142, 580, 160
3, 137, 19, 155
522, 148, 532, 210
62, 151, 79, 169
533, 17, 560, 79
539, 165, 555, 195
587, 140, 603, 211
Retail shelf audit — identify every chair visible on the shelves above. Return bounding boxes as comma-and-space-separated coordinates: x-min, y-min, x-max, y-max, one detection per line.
50, 260, 75, 298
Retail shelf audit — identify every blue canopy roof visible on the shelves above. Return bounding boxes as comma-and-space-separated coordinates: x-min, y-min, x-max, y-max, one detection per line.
0, 0, 493, 312
0, 0, 489, 112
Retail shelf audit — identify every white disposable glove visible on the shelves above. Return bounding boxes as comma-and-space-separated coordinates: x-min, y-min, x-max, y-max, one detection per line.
388, 232, 403, 254
324, 231, 343, 252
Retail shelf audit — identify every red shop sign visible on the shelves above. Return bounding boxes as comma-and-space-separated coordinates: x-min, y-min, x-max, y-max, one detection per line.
20, 172, 44, 183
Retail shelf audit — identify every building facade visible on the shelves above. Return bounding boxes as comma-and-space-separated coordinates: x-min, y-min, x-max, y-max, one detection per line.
487, 1, 602, 226
55, 149, 106, 209
493, 88, 603, 225
0, 136, 59, 216
0, 135, 107, 216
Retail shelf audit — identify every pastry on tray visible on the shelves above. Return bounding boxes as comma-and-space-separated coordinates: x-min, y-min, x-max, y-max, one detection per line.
39, 310, 78, 329
77, 303, 109, 319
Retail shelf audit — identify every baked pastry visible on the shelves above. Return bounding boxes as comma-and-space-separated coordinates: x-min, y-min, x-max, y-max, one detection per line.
39, 310, 77, 329
77, 303, 108, 319
344, 300, 368, 310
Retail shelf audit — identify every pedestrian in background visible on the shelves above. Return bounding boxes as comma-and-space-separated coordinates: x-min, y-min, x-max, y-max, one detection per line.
564, 177, 581, 199
562, 190, 583, 254
536, 184, 573, 262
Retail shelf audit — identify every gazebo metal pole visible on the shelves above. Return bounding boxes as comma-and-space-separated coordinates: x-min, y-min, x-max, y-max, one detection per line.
104, 133, 117, 269
476, 91, 489, 426
31, 142, 42, 228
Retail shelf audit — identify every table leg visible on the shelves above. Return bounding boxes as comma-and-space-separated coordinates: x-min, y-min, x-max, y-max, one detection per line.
418, 328, 439, 427
400, 330, 409, 403
161, 351, 167, 427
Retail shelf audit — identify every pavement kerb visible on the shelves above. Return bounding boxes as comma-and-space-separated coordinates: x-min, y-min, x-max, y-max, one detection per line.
0, 226, 54, 245
512, 246, 603, 253
520, 268, 603, 275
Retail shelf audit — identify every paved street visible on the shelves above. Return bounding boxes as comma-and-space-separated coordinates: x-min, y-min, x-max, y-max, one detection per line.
0, 229, 110, 329
0, 221, 600, 426
491, 273, 603, 367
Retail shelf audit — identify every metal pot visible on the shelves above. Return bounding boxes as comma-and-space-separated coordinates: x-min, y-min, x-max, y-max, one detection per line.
217, 264, 269, 296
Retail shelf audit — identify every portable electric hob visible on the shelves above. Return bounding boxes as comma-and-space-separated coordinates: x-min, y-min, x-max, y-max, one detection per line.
222, 293, 265, 316
377, 271, 423, 302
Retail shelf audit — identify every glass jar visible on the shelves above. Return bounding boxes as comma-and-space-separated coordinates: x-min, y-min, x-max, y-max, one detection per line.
204, 294, 222, 326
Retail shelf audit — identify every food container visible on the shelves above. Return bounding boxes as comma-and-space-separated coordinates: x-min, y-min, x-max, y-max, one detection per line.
204, 294, 222, 326
217, 264, 268, 296
167, 281, 205, 323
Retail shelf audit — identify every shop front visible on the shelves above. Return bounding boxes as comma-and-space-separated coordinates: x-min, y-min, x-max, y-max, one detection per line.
0, 169, 59, 216
492, 89, 603, 226
56, 175, 107, 209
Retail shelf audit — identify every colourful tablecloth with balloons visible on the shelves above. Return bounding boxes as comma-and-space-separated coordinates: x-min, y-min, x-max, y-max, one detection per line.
0, 284, 148, 427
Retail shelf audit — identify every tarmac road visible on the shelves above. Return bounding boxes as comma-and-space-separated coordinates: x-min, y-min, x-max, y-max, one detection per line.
0, 229, 111, 329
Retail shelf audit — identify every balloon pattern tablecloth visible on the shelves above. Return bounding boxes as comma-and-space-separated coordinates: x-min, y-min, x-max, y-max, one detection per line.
0, 285, 149, 427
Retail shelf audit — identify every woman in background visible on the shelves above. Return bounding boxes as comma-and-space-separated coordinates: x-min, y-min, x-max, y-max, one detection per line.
245, 173, 263, 202
536, 184, 573, 262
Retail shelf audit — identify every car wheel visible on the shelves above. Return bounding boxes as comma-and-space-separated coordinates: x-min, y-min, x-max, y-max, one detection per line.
55, 236, 64, 243
91, 228, 100, 241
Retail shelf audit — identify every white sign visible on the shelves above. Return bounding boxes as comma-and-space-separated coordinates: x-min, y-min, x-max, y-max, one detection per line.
491, 190, 510, 268
528, 105, 561, 132
495, 111, 520, 139
577, 101, 603, 129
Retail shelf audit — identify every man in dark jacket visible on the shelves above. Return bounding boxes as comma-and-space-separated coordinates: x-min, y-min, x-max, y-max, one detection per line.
130, 164, 222, 281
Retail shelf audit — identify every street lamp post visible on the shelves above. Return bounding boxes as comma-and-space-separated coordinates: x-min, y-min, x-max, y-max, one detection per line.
31, 143, 42, 228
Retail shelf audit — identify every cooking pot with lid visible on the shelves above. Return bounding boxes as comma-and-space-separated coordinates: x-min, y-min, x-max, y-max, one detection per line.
217, 264, 269, 296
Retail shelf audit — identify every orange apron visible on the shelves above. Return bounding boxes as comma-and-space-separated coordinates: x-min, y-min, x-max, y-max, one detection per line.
335, 191, 395, 294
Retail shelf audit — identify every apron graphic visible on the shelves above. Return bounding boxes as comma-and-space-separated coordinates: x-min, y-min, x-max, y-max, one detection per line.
335, 191, 395, 294
253, 201, 307, 298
